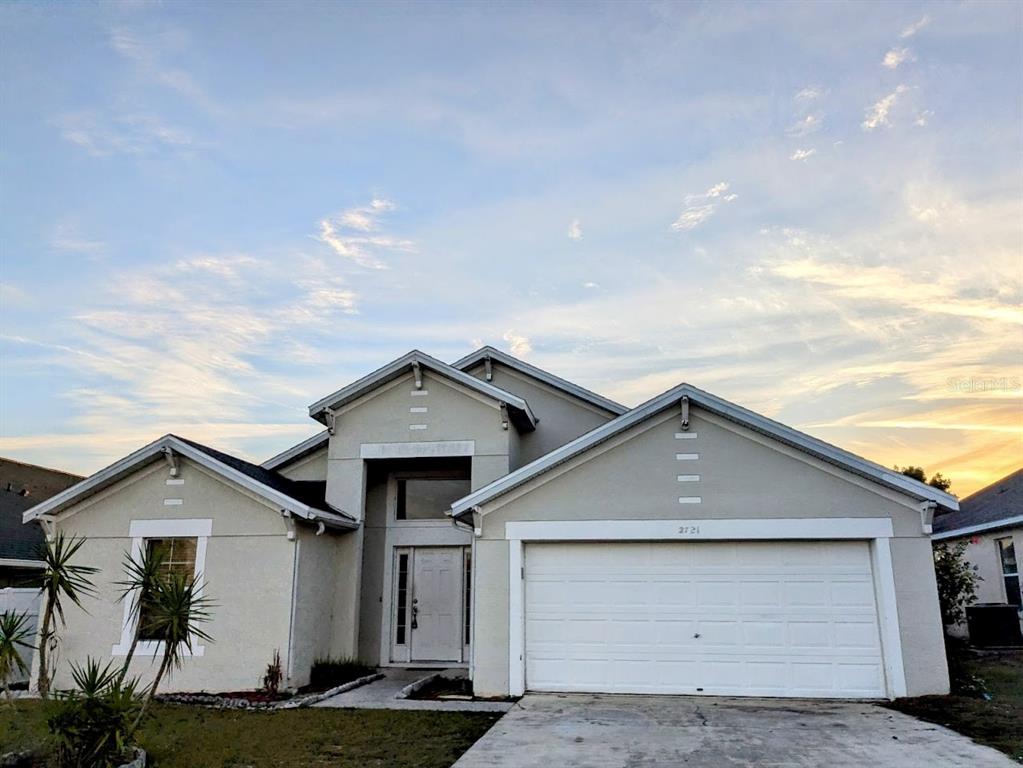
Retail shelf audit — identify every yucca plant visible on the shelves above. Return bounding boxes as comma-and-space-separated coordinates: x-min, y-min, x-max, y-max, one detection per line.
37, 533, 99, 698
48, 657, 143, 768
113, 545, 166, 681
131, 571, 213, 730
0, 610, 34, 705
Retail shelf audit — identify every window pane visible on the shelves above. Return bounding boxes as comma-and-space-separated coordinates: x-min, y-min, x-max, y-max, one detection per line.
998, 538, 1018, 573
139, 537, 197, 640
397, 478, 471, 520
395, 553, 409, 645
1005, 576, 1022, 608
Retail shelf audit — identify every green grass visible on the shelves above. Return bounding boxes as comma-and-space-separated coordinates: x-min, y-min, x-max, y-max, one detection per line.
0, 700, 500, 767
885, 651, 1023, 763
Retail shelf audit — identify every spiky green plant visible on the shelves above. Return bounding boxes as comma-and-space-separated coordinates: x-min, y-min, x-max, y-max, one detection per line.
113, 545, 166, 680
36, 532, 98, 698
0, 610, 34, 704
48, 657, 143, 768
131, 571, 213, 730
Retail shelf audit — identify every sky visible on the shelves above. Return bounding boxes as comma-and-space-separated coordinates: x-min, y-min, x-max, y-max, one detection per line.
1, 1, 1020, 497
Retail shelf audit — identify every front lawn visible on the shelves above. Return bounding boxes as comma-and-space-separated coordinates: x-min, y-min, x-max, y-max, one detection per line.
885, 650, 1023, 763
0, 700, 500, 767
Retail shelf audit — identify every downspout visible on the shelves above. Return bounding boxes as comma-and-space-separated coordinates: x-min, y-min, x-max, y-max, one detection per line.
282, 511, 301, 688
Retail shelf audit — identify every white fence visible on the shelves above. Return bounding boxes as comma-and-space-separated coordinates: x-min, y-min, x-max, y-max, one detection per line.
0, 587, 41, 685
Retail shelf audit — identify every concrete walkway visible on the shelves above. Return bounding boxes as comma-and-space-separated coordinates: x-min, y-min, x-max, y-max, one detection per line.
453, 693, 1017, 767
313, 668, 514, 713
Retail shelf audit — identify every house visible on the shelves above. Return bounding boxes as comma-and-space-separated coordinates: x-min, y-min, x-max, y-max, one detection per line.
933, 469, 1022, 622
22, 347, 957, 699
1, 457, 83, 684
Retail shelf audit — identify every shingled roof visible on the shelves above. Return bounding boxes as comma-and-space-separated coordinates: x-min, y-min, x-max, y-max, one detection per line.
933, 469, 1023, 538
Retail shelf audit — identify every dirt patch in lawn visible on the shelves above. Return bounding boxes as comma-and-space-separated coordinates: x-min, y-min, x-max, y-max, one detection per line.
1, 700, 501, 768
885, 650, 1023, 763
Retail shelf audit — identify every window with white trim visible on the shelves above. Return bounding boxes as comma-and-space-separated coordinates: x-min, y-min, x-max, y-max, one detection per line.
997, 537, 1021, 608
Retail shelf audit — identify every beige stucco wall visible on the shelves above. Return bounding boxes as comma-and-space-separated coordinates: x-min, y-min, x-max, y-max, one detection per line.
277, 447, 328, 481
470, 406, 949, 698
46, 458, 299, 693
949, 527, 1023, 605
289, 525, 342, 686
464, 361, 616, 467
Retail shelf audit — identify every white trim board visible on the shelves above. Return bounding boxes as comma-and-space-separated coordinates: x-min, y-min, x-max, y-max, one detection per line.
932, 515, 1023, 540
503, 516, 905, 699
360, 440, 476, 459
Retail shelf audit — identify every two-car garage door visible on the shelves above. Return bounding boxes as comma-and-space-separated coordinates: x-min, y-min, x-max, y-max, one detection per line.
524, 540, 886, 698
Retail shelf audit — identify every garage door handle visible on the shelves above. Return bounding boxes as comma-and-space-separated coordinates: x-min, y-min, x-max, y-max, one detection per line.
693, 633, 700, 639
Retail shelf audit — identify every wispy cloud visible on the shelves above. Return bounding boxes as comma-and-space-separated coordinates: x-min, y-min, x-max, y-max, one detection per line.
883, 47, 915, 69
567, 218, 582, 241
671, 182, 737, 231
900, 15, 930, 39
108, 26, 213, 112
316, 198, 415, 269
862, 85, 909, 130
795, 86, 824, 102
56, 111, 195, 156
790, 148, 817, 162
502, 330, 532, 357
50, 222, 106, 255
914, 110, 934, 127
787, 113, 823, 138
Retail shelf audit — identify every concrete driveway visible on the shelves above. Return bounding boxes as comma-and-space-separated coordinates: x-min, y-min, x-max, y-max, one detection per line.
452, 693, 1017, 768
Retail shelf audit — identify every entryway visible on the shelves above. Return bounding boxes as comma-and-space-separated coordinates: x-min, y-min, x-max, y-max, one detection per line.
391, 546, 469, 664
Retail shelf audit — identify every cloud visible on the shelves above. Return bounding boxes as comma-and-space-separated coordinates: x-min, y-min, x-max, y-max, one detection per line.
316, 198, 414, 269
790, 148, 817, 162
914, 110, 934, 127
862, 85, 909, 130
502, 330, 532, 357
567, 218, 583, 241
582, 281, 599, 289
56, 111, 195, 156
900, 15, 930, 39
883, 48, 915, 69
671, 182, 737, 231
786, 113, 823, 138
50, 222, 106, 255
794, 87, 824, 102
108, 26, 214, 112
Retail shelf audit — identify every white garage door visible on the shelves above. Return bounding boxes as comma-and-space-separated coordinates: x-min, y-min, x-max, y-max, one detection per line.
524, 540, 886, 698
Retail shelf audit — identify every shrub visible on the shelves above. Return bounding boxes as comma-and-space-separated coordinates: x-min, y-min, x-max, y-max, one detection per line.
263, 649, 283, 696
47, 658, 143, 768
307, 657, 374, 691
934, 540, 980, 629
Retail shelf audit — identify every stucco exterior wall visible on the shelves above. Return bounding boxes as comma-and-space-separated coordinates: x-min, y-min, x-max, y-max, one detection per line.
948, 527, 1023, 605
470, 406, 948, 698
277, 447, 328, 482
48, 458, 298, 693
464, 362, 616, 467
289, 526, 342, 686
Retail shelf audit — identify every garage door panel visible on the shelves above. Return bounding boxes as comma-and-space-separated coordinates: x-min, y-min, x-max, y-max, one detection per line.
524, 541, 885, 698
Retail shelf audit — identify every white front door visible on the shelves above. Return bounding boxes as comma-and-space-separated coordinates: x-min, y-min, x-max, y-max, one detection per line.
524, 540, 885, 698
410, 547, 463, 662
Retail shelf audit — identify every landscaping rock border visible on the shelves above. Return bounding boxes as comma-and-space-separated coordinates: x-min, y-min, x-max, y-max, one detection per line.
395, 672, 444, 700
157, 672, 384, 711
117, 747, 147, 768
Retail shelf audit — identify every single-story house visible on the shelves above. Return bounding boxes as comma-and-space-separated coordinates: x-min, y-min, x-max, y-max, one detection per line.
23, 347, 956, 699
933, 469, 1022, 624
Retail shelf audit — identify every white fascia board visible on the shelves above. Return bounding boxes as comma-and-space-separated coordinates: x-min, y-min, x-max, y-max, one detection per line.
452, 346, 627, 415
307, 349, 537, 430
451, 382, 960, 517
22, 435, 357, 531
932, 516, 1023, 540
0, 558, 45, 569
261, 430, 329, 470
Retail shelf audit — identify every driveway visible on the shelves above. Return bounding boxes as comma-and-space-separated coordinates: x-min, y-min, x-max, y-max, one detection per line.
452, 693, 1017, 767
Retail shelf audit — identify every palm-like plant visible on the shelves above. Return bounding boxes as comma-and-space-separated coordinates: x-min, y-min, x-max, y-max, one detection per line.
113, 546, 166, 680
131, 571, 213, 730
0, 610, 34, 705
37, 532, 98, 698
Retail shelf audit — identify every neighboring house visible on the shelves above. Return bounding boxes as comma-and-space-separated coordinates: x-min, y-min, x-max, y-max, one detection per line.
933, 469, 1023, 625
23, 347, 957, 700
1, 457, 83, 684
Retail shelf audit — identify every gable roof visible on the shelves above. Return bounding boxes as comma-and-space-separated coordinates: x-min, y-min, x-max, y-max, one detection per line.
1, 457, 83, 564
262, 430, 329, 471
22, 435, 357, 531
451, 381, 959, 517
451, 346, 627, 416
308, 349, 537, 432
933, 469, 1023, 539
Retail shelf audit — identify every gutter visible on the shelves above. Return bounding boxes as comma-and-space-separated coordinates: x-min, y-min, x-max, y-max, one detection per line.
932, 515, 1023, 541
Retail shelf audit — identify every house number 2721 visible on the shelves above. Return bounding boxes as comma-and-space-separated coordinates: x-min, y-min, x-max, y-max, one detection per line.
677, 526, 701, 535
